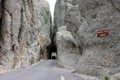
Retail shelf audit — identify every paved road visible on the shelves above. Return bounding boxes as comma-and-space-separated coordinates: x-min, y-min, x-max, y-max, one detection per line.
0, 60, 83, 80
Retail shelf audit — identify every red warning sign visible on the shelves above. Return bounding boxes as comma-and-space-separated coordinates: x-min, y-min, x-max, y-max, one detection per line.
97, 30, 109, 38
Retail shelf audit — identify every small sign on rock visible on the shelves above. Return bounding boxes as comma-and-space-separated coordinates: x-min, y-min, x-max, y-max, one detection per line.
97, 29, 109, 38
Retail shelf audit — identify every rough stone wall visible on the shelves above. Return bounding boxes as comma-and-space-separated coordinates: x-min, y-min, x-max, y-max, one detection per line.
0, 0, 52, 70
54, 0, 120, 76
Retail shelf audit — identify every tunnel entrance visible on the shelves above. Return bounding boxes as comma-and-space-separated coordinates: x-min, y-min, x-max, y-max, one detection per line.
47, 31, 57, 59
50, 44, 57, 59
47, 43, 57, 59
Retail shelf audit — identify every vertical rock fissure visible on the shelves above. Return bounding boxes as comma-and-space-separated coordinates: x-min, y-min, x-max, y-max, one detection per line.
0, 0, 4, 42
18, 3, 24, 43
44, 0, 57, 59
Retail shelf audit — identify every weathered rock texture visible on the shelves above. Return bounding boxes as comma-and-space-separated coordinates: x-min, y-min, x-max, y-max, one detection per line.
0, 0, 52, 70
56, 26, 80, 69
54, 0, 120, 76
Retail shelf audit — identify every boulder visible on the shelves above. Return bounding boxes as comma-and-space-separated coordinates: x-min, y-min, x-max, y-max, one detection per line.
56, 26, 80, 70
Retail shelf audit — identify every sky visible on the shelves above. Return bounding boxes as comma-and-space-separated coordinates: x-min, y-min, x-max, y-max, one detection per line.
46, 0, 57, 18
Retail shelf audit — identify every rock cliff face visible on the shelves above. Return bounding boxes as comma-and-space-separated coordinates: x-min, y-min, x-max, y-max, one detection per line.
54, 0, 120, 76
0, 0, 52, 70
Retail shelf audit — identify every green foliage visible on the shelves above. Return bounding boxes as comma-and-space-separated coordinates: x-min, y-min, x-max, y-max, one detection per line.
30, 59, 34, 65
44, 16, 48, 24
104, 76, 109, 80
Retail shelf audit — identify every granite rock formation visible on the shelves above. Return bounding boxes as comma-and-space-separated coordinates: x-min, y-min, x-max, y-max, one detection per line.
54, 0, 120, 76
0, 0, 52, 70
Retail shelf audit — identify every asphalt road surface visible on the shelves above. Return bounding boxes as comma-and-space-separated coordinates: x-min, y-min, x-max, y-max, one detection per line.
0, 60, 83, 80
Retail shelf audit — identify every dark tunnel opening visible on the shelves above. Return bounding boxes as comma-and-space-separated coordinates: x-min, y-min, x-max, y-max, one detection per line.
47, 41, 57, 59
47, 32, 57, 59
